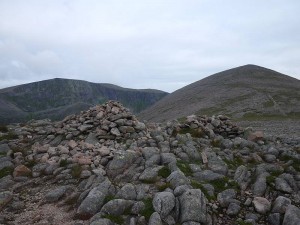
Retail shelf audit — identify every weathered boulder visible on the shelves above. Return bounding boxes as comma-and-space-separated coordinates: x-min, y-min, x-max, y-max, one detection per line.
153, 192, 176, 218
253, 197, 271, 214
282, 205, 300, 225
217, 189, 237, 208
149, 212, 163, 225
272, 196, 291, 214
179, 189, 207, 223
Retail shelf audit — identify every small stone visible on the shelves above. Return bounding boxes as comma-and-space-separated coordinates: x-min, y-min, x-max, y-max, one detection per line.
253, 197, 271, 214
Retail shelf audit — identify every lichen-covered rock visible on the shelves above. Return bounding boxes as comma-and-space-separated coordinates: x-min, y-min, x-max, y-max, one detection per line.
179, 189, 207, 223
282, 205, 300, 225
153, 192, 175, 218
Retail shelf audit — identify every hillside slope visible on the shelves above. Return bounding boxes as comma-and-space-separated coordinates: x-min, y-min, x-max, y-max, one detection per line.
0, 78, 168, 124
139, 65, 300, 122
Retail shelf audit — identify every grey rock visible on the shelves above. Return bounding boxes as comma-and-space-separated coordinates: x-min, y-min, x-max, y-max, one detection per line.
0, 175, 14, 191
107, 151, 140, 179
139, 166, 162, 182
174, 185, 191, 197
110, 127, 121, 136
0, 157, 13, 171
148, 212, 163, 225
226, 202, 241, 216
234, 165, 251, 191
131, 201, 145, 214
252, 172, 268, 197
153, 192, 175, 218
45, 186, 72, 203
160, 153, 176, 164
100, 199, 134, 216
282, 205, 300, 225
272, 196, 291, 214
167, 170, 190, 189
264, 154, 277, 163
193, 170, 224, 182
0, 191, 13, 210
145, 154, 161, 167
217, 189, 237, 207
179, 189, 207, 223
141, 147, 160, 160
253, 197, 271, 214
85, 133, 99, 145
0, 144, 11, 155
182, 222, 201, 225
90, 219, 114, 225
275, 177, 293, 193
76, 179, 111, 219
116, 183, 137, 200
268, 213, 281, 225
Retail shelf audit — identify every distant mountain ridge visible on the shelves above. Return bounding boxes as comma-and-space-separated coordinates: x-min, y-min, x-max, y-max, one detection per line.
0, 78, 168, 124
139, 65, 300, 122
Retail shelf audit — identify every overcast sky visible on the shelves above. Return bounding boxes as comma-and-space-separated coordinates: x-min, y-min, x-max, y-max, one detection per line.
0, 0, 299, 92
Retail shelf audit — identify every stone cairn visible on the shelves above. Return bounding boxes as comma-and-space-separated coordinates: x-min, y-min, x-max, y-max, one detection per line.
0, 100, 300, 225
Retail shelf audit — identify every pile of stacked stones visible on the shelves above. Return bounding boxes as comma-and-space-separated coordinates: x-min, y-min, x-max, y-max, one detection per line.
0, 101, 300, 225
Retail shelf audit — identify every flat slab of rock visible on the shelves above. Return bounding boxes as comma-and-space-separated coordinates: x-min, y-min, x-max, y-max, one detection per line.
153, 192, 175, 218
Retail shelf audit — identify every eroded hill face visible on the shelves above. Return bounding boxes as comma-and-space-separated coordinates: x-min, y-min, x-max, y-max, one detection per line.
0, 101, 300, 225
139, 65, 300, 122
0, 78, 168, 124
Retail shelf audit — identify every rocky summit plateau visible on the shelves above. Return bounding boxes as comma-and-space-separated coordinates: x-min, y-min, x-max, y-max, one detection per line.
0, 100, 300, 225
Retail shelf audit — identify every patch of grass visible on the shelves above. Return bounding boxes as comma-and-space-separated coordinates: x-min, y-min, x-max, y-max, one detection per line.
71, 164, 82, 178
0, 132, 18, 141
0, 125, 8, 133
176, 161, 193, 176
104, 195, 115, 204
141, 198, 155, 220
223, 157, 244, 170
157, 182, 171, 191
210, 177, 239, 193
0, 167, 13, 178
141, 178, 157, 184
158, 166, 171, 178
59, 159, 68, 167
103, 214, 124, 224
279, 155, 300, 172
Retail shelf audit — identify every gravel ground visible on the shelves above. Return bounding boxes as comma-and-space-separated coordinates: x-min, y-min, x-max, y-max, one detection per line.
236, 120, 300, 140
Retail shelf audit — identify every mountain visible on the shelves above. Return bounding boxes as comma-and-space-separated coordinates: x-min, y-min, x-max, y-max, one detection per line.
139, 65, 300, 122
0, 78, 168, 124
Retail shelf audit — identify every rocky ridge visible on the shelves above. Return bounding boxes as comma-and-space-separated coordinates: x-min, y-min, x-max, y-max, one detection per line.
0, 101, 300, 225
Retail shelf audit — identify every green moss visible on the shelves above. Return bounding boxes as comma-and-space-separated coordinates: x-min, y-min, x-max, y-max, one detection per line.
223, 157, 244, 170
71, 164, 82, 178
210, 177, 239, 193
176, 161, 193, 176
141, 198, 155, 220
279, 155, 300, 172
236, 221, 253, 225
59, 159, 68, 167
157, 182, 171, 191
158, 166, 171, 178
0, 167, 13, 178
103, 215, 124, 224
104, 195, 115, 204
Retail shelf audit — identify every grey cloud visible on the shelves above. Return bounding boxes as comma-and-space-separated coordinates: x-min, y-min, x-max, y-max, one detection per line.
0, 0, 299, 92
